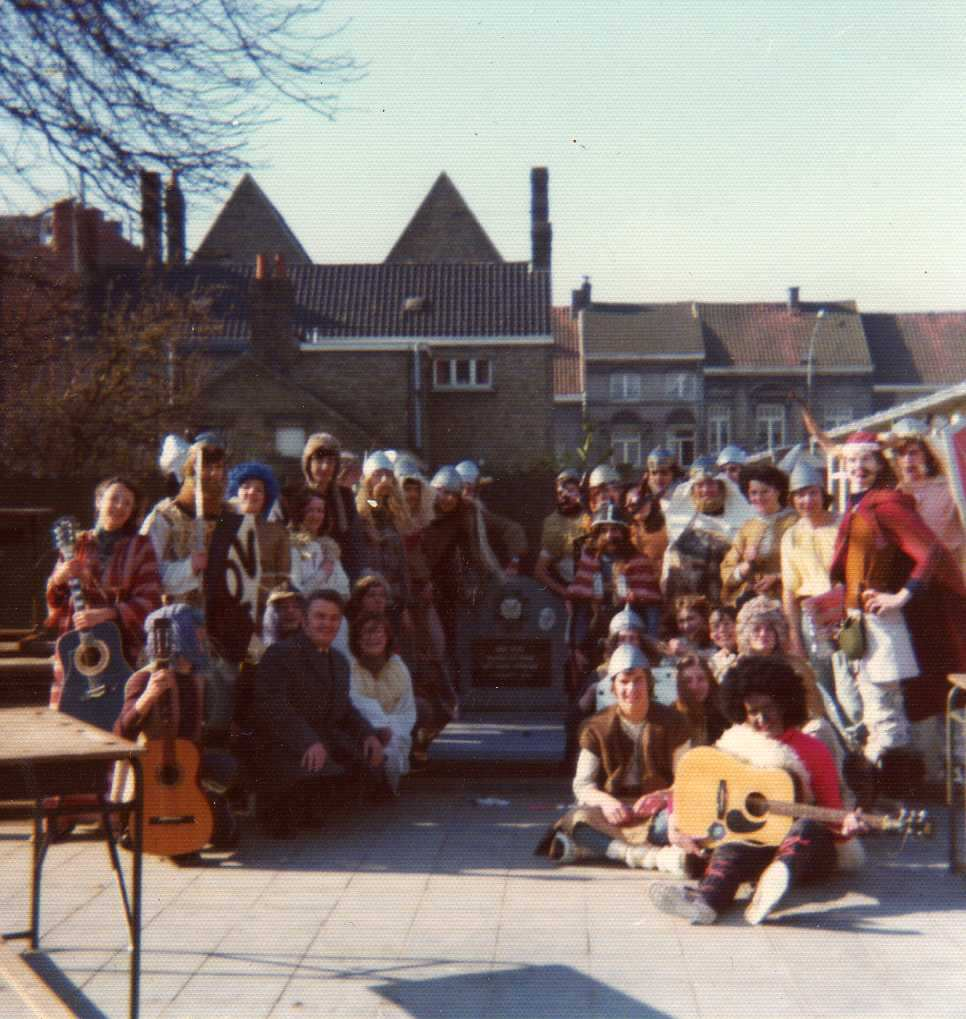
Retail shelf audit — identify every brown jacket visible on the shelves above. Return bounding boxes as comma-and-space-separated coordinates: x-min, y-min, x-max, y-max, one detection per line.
579, 703, 690, 798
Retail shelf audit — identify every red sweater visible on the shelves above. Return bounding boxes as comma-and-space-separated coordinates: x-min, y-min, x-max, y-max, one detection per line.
567, 549, 662, 605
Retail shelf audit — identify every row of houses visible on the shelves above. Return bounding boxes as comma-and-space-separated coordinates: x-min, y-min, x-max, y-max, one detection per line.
3, 168, 965, 474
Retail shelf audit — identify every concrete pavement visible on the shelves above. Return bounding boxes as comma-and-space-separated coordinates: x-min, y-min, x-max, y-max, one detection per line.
1, 722, 964, 1018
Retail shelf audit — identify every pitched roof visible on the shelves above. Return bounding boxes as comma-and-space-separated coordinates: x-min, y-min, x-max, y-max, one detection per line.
551, 307, 582, 398
385, 173, 503, 264
862, 312, 966, 387
697, 301, 871, 371
192, 174, 311, 266
105, 261, 551, 342
581, 302, 704, 358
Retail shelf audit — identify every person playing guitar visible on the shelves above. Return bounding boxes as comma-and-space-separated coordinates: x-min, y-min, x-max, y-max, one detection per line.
46, 476, 162, 711
115, 604, 239, 858
650, 655, 869, 926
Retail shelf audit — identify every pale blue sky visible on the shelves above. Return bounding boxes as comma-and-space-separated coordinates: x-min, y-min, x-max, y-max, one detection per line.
19, 1, 966, 311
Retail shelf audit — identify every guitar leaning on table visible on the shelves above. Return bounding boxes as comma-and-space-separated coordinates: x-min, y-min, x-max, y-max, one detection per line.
52, 516, 133, 732
140, 616, 214, 857
673, 746, 932, 848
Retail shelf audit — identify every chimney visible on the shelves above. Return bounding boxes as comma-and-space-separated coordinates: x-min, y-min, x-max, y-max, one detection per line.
530, 166, 552, 271
250, 251, 297, 373
787, 286, 800, 311
51, 199, 75, 270
75, 207, 100, 277
571, 277, 592, 319
140, 170, 163, 269
164, 171, 186, 267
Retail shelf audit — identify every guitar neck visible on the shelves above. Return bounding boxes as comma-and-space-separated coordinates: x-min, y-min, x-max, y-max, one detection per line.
760, 797, 889, 831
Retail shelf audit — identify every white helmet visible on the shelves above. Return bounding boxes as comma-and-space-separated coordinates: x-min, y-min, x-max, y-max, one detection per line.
362, 450, 394, 479
430, 466, 463, 494
393, 455, 425, 483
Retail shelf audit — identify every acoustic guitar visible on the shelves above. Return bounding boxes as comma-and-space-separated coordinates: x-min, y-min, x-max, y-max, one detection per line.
52, 517, 133, 731
140, 616, 214, 857
673, 746, 931, 848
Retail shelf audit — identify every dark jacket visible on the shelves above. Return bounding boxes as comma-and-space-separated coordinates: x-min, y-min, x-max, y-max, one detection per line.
253, 631, 374, 787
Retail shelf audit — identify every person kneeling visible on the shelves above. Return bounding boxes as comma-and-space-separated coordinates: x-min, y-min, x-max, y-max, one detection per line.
538, 645, 691, 875
253, 590, 386, 839
115, 604, 239, 857
649, 655, 867, 925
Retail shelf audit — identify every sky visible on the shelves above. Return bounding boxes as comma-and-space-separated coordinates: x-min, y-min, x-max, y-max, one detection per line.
13, 1, 966, 312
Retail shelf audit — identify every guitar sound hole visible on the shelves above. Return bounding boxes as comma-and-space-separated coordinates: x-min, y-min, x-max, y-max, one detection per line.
78, 645, 103, 669
745, 794, 767, 818
158, 765, 181, 786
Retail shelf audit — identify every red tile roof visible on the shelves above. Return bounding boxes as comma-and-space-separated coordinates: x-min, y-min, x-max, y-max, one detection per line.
697, 301, 871, 370
862, 312, 966, 386
551, 306, 582, 397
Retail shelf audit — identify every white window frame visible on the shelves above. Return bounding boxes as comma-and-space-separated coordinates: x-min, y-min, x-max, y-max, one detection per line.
666, 425, 695, 466
756, 403, 786, 450
611, 425, 643, 468
609, 372, 642, 402
665, 372, 697, 400
707, 404, 731, 450
433, 357, 493, 390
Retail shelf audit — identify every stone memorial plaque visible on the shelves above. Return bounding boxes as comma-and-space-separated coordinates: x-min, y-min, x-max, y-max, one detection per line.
471, 637, 552, 689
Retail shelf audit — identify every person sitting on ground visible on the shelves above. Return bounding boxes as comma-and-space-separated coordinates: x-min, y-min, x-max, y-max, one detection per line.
674, 654, 729, 747
649, 656, 867, 926
707, 605, 739, 681
539, 645, 691, 874
115, 604, 239, 852
347, 612, 417, 794
252, 590, 386, 839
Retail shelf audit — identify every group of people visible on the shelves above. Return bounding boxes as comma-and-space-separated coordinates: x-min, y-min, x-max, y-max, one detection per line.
536, 419, 966, 923
45, 431, 523, 846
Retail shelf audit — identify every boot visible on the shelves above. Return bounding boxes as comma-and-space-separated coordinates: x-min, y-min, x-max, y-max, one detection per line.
549, 832, 593, 865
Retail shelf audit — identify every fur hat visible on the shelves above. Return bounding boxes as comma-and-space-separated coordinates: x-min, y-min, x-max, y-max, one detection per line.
227, 462, 279, 518
301, 432, 341, 483
735, 596, 790, 655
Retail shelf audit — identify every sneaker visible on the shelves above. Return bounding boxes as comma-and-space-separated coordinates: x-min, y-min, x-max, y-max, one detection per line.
548, 832, 579, 865
744, 859, 791, 925
648, 883, 717, 925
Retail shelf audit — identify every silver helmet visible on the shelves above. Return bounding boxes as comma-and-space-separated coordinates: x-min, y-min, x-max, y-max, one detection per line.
430, 466, 463, 494
455, 460, 481, 485
362, 450, 394, 479
715, 444, 748, 468
606, 644, 651, 681
588, 463, 621, 488
788, 459, 825, 494
608, 607, 645, 636
590, 503, 627, 530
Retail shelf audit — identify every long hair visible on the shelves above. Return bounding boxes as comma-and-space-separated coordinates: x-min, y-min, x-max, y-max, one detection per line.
94, 475, 143, 534
348, 611, 396, 660
356, 473, 414, 536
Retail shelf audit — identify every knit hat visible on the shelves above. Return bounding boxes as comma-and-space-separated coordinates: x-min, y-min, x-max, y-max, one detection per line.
735, 596, 789, 655
301, 432, 341, 483
841, 431, 881, 456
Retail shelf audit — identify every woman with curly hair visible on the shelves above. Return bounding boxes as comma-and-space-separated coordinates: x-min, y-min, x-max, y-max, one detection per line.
650, 656, 868, 926
287, 489, 350, 600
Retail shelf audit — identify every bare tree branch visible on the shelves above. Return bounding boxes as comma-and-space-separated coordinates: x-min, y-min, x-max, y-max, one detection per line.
0, 1, 362, 211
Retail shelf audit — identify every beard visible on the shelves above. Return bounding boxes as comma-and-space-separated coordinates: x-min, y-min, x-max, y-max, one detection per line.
556, 494, 582, 516
692, 493, 725, 515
